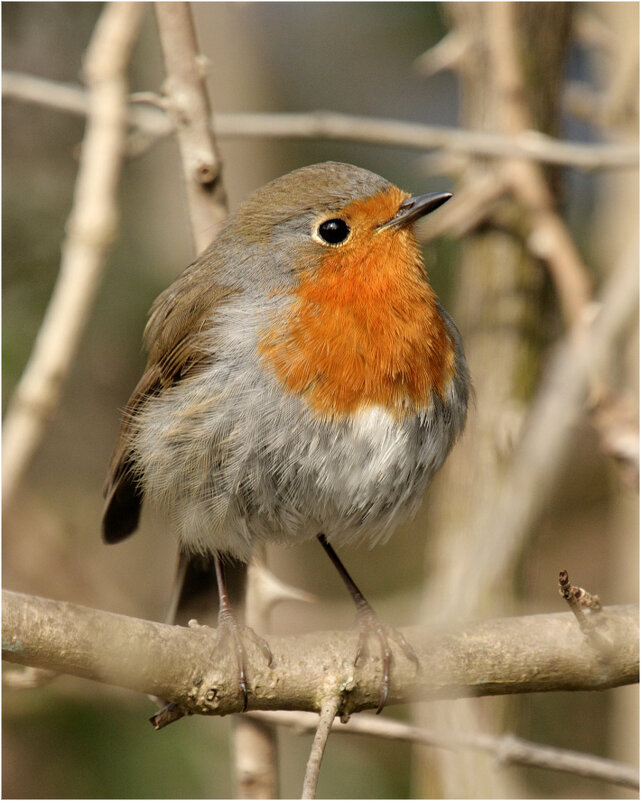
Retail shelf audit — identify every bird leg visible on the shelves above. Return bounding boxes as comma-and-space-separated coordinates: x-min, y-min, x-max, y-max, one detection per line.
317, 533, 419, 713
213, 555, 273, 711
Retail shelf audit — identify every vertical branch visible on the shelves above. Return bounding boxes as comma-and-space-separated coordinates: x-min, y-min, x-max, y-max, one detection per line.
233, 553, 314, 797
233, 550, 279, 799
153, 5, 279, 796
414, 3, 574, 799
2, 2, 145, 505
154, 2, 227, 253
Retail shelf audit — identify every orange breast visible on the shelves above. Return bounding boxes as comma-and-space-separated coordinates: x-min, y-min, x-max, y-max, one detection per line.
258, 197, 456, 419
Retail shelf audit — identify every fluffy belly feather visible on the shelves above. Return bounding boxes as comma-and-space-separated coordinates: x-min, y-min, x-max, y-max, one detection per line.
131, 302, 468, 562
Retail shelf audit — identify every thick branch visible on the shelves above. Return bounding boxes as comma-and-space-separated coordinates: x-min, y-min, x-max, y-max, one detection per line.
3, 591, 637, 717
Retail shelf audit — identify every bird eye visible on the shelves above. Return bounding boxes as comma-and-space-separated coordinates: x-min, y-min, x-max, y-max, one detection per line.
316, 218, 350, 245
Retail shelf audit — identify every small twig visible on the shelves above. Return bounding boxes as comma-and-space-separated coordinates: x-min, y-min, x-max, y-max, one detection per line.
248, 710, 640, 791
413, 29, 470, 77
2, 3, 145, 506
423, 242, 638, 622
246, 556, 316, 615
485, 4, 639, 483
417, 171, 509, 242
301, 696, 340, 800
489, 3, 593, 331
558, 570, 603, 613
150, 701, 188, 730
558, 571, 613, 655
3, 72, 638, 171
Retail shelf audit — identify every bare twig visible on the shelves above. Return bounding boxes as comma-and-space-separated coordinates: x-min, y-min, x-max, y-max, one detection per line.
301, 696, 341, 799
154, 2, 227, 253
3, 590, 638, 715
150, 701, 187, 730
2, 4, 145, 506
417, 171, 509, 242
3, 71, 638, 171
248, 710, 640, 791
413, 29, 470, 77
486, 3, 639, 482
558, 570, 603, 613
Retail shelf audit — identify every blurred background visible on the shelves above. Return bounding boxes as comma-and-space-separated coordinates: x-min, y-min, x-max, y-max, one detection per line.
2, 2, 638, 798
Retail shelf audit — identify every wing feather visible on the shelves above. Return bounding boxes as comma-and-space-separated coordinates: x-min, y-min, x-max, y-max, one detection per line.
102, 253, 237, 543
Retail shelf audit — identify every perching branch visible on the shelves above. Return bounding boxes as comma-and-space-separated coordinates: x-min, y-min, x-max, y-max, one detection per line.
3, 71, 638, 172
1, 4, 145, 506
3, 590, 638, 717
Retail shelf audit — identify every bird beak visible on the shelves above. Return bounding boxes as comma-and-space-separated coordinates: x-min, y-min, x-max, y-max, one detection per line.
378, 191, 452, 230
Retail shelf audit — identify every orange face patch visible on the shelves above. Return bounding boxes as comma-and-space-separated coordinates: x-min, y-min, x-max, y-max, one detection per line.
258, 189, 456, 419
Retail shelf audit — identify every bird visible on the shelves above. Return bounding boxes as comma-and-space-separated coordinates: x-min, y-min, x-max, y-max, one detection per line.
102, 161, 469, 714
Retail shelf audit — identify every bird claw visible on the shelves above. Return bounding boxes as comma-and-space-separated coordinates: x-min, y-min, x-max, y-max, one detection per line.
216, 607, 273, 711
354, 603, 419, 714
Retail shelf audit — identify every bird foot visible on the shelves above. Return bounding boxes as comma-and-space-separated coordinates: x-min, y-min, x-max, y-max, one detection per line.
354, 601, 419, 714
216, 606, 273, 711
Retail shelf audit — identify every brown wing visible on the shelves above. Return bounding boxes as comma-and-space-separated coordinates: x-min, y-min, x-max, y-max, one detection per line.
102, 253, 237, 543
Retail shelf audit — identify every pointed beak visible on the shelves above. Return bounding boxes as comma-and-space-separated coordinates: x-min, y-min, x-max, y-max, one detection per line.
378, 191, 453, 230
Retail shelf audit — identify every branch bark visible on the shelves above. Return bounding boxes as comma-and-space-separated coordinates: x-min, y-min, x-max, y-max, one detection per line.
3, 590, 638, 716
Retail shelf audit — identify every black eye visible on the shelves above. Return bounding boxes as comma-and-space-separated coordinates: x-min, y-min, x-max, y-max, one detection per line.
317, 218, 350, 245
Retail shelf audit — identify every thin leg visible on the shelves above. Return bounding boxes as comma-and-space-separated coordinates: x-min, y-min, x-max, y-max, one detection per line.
214, 555, 273, 712
317, 533, 419, 714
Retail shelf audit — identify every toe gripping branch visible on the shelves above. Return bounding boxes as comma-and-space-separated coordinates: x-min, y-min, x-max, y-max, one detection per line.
317, 533, 419, 713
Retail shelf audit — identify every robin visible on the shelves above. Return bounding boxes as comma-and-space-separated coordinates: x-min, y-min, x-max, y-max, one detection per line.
102, 161, 469, 713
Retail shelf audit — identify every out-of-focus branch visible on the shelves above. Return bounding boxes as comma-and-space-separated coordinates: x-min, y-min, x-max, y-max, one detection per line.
491, 2, 638, 483
3, 71, 638, 171
426, 241, 638, 622
489, 3, 592, 331
1, 4, 145, 506
154, 2, 227, 253
3, 590, 638, 715
248, 710, 640, 791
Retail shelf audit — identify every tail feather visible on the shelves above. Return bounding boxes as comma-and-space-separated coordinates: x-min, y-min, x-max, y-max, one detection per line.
102, 471, 143, 543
